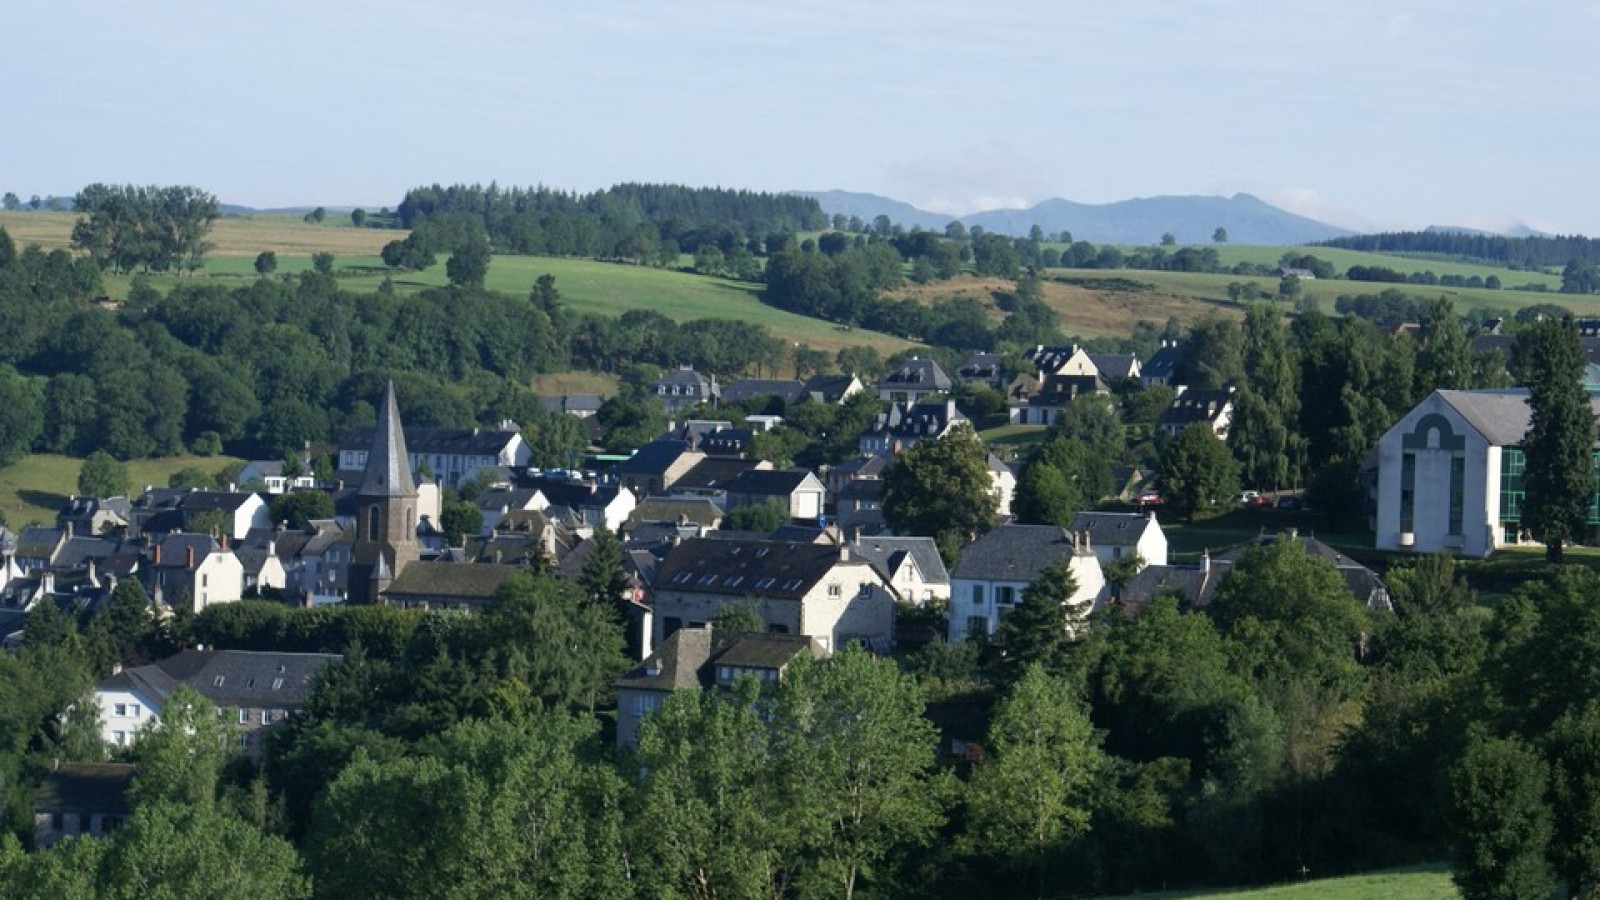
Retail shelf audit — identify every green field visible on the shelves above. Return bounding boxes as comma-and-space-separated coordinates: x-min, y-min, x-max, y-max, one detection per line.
1092, 864, 1456, 900
0, 454, 244, 529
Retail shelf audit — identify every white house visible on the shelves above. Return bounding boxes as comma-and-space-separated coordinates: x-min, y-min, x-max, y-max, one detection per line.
95, 649, 340, 754
1066, 510, 1168, 568
1375, 388, 1600, 558
649, 538, 897, 652
947, 525, 1106, 643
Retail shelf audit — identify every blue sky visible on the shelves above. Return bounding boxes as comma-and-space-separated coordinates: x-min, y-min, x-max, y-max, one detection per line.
9, 0, 1599, 235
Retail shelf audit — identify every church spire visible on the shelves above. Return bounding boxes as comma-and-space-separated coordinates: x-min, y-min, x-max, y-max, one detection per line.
360, 380, 416, 498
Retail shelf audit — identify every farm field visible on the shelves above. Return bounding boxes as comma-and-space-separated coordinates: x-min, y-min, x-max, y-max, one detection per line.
1089, 864, 1456, 900
0, 454, 244, 529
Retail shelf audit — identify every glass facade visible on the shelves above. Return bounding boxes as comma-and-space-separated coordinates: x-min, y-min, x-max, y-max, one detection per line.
1499, 447, 1600, 526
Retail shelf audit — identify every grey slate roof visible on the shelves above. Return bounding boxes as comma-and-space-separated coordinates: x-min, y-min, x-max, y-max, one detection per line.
849, 536, 949, 585
1143, 342, 1184, 380
802, 374, 862, 403
653, 538, 846, 599
1067, 511, 1159, 548
1089, 353, 1140, 380
674, 458, 764, 492
952, 524, 1081, 583
34, 763, 134, 815
878, 357, 952, 392
99, 649, 340, 710
615, 627, 823, 693
1159, 388, 1234, 429
724, 469, 818, 497
722, 379, 806, 406
626, 498, 724, 528
383, 561, 523, 602
179, 491, 258, 513
614, 439, 693, 477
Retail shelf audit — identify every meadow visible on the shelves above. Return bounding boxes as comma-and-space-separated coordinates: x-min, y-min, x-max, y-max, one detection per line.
0, 454, 245, 529
1090, 865, 1457, 900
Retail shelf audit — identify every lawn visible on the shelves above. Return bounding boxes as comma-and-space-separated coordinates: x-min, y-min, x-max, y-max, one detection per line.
0, 454, 244, 529
1091, 864, 1456, 900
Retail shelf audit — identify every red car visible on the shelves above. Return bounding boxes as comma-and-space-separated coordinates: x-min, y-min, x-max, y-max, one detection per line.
1135, 491, 1164, 506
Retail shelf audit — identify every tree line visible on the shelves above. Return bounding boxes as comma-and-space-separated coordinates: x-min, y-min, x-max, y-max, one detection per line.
1319, 229, 1600, 272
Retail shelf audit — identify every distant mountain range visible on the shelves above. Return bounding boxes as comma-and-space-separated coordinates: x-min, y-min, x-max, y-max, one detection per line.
795, 190, 1355, 246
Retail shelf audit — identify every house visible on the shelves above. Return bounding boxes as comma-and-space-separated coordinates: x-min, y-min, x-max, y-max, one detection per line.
13, 525, 68, 572
723, 469, 827, 521
95, 648, 340, 755
1024, 345, 1100, 380
142, 533, 244, 611
176, 490, 272, 541
1089, 353, 1142, 384
988, 455, 1017, 518
521, 473, 637, 534
1119, 530, 1390, 613
1158, 387, 1235, 438
946, 525, 1107, 642
1066, 511, 1168, 568
802, 373, 865, 405
671, 457, 772, 501
859, 400, 968, 457
614, 627, 826, 748
57, 496, 131, 538
624, 497, 725, 534
380, 561, 524, 612
876, 357, 952, 403
540, 393, 606, 418
614, 439, 705, 498
1010, 374, 1108, 426
721, 379, 806, 408
467, 509, 575, 568
652, 365, 720, 414
822, 454, 888, 497
848, 535, 949, 606
338, 423, 529, 491
236, 460, 319, 495
833, 479, 887, 537
1375, 388, 1600, 557
649, 538, 897, 652
33, 762, 134, 847
1142, 340, 1185, 388
957, 352, 1006, 387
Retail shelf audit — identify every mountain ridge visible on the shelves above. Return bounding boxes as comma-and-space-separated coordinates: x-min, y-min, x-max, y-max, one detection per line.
795, 190, 1353, 245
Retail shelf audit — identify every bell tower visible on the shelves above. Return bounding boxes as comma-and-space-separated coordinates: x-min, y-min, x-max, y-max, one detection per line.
349, 381, 420, 604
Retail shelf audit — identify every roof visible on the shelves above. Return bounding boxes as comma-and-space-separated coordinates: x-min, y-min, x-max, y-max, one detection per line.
99, 649, 340, 710
529, 476, 623, 509
865, 400, 967, 440
674, 458, 765, 492
382, 561, 524, 601
179, 491, 259, 513
34, 763, 135, 815
1089, 353, 1140, 380
722, 379, 805, 406
614, 439, 693, 476
149, 533, 222, 570
653, 538, 853, 599
878, 357, 952, 391
952, 524, 1084, 582
1119, 563, 1223, 609
1067, 511, 1159, 547
1123, 531, 1390, 612
1143, 342, 1184, 379
1471, 333, 1600, 368
958, 352, 1005, 379
850, 536, 949, 585
615, 627, 823, 692
724, 469, 820, 497
358, 381, 417, 499
802, 373, 862, 403
830, 455, 888, 479
540, 393, 605, 414
1431, 389, 1534, 446
1159, 388, 1234, 428
626, 498, 724, 528
15, 526, 64, 560
1028, 374, 1106, 407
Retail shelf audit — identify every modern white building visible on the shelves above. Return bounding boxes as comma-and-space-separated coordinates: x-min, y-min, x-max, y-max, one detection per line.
1375, 389, 1600, 558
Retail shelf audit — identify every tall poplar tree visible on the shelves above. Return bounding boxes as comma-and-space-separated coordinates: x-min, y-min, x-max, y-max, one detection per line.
1515, 315, 1595, 563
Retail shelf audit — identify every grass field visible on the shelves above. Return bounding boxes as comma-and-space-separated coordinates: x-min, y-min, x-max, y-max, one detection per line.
1091, 864, 1456, 900
0, 454, 244, 529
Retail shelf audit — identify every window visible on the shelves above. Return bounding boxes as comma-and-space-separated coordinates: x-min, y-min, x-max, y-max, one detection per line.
112, 731, 126, 745
213, 675, 226, 687
724, 576, 744, 588
858, 583, 872, 597
828, 583, 842, 598
272, 678, 284, 690
238, 709, 249, 724
971, 584, 985, 606
261, 710, 272, 725
130, 704, 140, 717
966, 616, 989, 640
114, 703, 127, 717
756, 577, 776, 589
698, 573, 719, 585
1449, 454, 1466, 537
201, 573, 208, 588
997, 586, 1016, 605
782, 579, 803, 590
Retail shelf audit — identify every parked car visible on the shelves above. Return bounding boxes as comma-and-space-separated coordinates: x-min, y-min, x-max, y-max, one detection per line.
1135, 491, 1164, 506
1276, 495, 1304, 511
1234, 490, 1263, 506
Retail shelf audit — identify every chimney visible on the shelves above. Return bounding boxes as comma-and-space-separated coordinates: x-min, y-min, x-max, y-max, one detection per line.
839, 543, 850, 562
186, 545, 195, 569
65, 521, 74, 539
219, 534, 227, 551
1200, 548, 1210, 572
152, 543, 161, 565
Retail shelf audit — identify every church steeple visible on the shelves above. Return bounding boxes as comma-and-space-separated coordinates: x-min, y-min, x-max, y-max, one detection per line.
360, 380, 416, 499
349, 380, 420, 604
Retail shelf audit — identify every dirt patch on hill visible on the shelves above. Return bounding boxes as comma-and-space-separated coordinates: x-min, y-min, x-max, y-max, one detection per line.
886, 274, 1240, 338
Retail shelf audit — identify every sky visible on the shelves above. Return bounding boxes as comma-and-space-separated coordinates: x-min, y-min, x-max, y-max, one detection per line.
9, 0, 1600, 235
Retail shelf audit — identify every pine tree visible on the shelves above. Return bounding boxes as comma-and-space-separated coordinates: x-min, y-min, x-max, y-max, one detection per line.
1515, 315, 1596, 562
